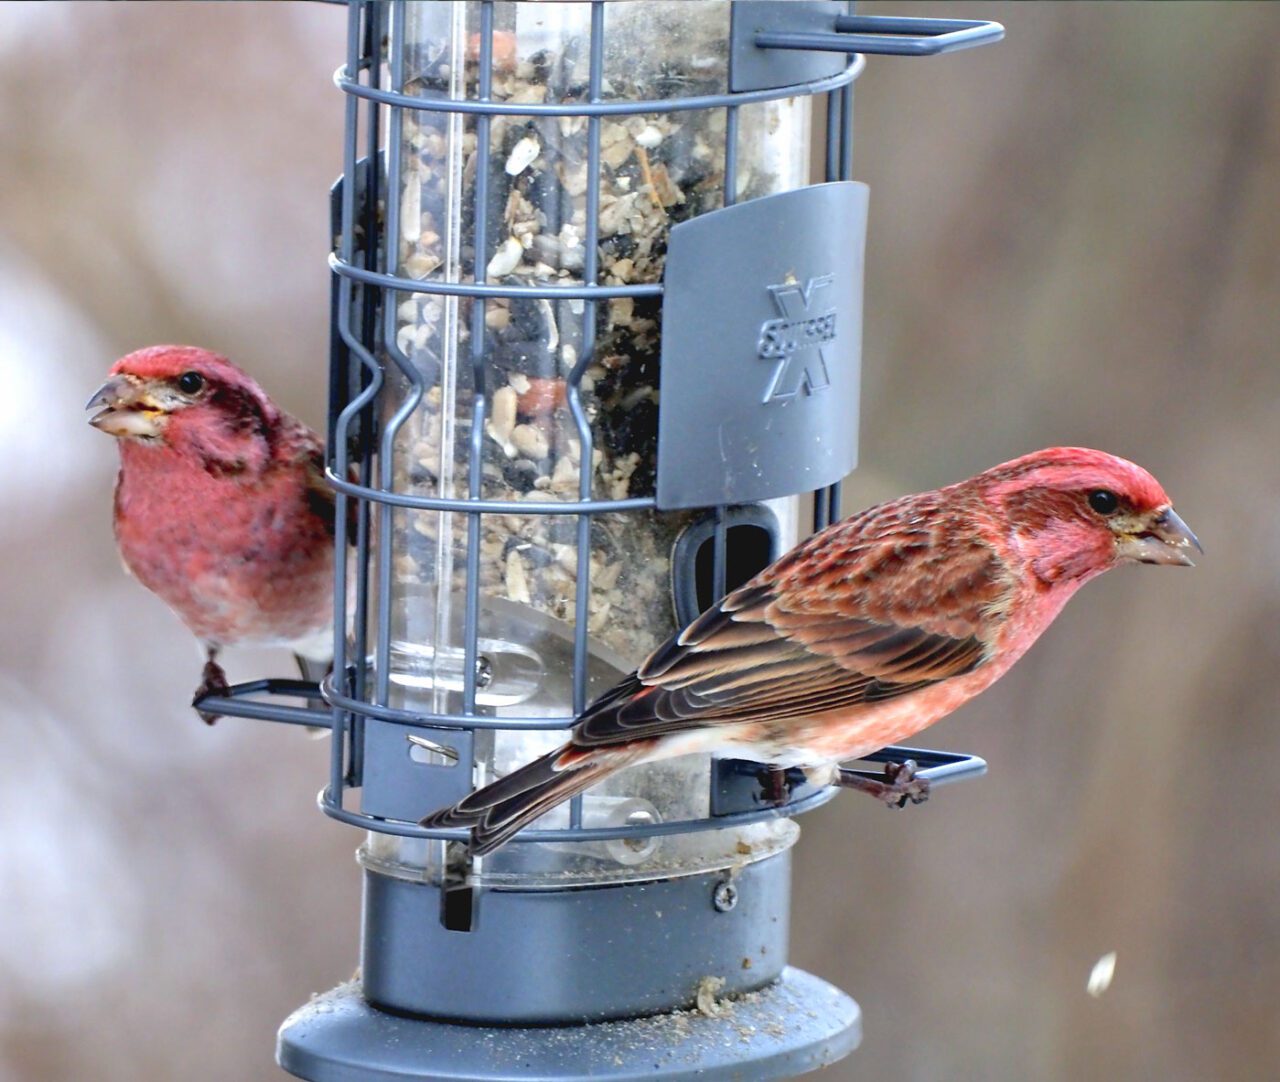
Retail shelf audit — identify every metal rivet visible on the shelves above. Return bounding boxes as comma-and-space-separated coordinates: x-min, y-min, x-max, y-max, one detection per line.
712, 880, 738, 913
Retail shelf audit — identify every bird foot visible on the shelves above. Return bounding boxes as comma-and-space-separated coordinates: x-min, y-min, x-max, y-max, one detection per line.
835, 759, 930, 808
192, 659, 231, 725
756, 765, 793, 807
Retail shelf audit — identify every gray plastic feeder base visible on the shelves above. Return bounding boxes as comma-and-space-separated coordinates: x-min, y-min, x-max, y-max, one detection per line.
277, 969, 860, 1081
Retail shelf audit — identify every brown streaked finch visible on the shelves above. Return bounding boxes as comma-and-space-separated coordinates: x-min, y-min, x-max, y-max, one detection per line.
423, 447, 1201, 856
87, 345, 335, 722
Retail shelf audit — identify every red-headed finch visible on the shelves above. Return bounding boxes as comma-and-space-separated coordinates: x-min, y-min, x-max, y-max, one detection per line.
87, 345, 335, 721
423, 447, 1200, 855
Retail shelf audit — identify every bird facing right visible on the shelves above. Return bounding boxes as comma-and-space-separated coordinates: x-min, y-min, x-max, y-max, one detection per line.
423, 447, 1201, 856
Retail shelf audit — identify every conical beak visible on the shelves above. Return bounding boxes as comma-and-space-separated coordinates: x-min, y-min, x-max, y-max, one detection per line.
85, 374, 131, 414
1117, 507, 1202, 567
86, 374, 163, 438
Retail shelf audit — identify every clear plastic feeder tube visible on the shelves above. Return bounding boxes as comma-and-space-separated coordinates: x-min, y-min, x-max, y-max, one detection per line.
370, 1, 813, 887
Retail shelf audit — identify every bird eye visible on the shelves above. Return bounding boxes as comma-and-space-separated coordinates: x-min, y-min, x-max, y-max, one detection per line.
177, 371, 205, 395
1088, 489, 1120, 515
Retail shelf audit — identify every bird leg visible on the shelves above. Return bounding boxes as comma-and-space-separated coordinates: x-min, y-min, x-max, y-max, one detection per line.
834, 759, 930, 808
192, 646, 230, 725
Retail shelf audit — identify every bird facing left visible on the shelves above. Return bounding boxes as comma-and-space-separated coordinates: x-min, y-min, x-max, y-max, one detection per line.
87, 344, 336, 721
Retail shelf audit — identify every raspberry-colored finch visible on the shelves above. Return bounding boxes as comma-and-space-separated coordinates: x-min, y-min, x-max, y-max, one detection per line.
424, 447, 1200, 855
87, 345, 335, 721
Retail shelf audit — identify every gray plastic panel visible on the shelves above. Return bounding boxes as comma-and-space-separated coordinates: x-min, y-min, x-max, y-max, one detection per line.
362, 852, 792, 1024
670, 504, 781, 627
278, 967, 861, 1082
730, 1, 848, 93
657, 181, 867, 510
361, 719, 474, 821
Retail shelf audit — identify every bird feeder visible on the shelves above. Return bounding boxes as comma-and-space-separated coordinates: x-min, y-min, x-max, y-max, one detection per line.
200, 2, 1001, 1078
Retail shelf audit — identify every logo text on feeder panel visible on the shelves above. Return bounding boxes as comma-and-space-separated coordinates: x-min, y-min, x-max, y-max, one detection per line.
757, 274, 837, 403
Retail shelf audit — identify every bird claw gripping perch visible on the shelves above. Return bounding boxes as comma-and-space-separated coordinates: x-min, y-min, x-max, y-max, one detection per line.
192, 653, 231, 725
835, 759, 931, 809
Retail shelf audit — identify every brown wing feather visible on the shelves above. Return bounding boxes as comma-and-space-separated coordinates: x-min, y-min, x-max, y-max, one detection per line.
421, 743, 644, 856
296, 440, 362, 545
422, 486, 1018, 856
572, 496, 1013, 750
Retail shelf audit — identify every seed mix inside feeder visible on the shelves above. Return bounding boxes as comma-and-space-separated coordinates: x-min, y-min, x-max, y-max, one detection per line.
375, 4, 815, 875
390, 4, 810, 673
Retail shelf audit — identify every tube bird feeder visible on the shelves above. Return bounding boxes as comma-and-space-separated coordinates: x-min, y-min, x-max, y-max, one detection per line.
199, 2, 1002, 1078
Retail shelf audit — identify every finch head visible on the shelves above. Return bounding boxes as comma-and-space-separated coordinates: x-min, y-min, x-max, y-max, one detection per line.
977, 447, 1201, 584
86, 345, 282, 472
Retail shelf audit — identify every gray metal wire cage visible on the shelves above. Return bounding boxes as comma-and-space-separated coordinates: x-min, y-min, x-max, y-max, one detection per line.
196, 2, 1002, 1078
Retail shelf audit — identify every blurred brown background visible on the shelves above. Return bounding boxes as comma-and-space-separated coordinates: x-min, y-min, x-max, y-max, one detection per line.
1, 2, 1277, 1079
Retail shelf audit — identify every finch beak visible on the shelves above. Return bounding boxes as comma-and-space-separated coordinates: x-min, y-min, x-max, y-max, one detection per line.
1116, 507, 1202, 567
86, 375, 165, 439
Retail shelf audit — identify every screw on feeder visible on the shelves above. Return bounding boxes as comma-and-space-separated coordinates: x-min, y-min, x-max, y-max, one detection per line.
713, 879, 740, 913
619, 805, 658, 856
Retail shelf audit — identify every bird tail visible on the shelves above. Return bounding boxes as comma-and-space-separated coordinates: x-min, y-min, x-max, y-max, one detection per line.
420, 742, 648, 857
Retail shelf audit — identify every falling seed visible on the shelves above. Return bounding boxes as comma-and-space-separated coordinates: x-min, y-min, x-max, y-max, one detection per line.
504, 135, 541, 176
1087, 951, 1117, 997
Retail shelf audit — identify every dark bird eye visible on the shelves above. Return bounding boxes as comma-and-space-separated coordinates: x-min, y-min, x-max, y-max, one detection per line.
1088, 489, 1120, 515
177, 371, 205, 395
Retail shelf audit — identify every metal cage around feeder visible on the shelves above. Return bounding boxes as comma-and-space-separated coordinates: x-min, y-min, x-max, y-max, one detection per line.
197, 2, 1002, 1079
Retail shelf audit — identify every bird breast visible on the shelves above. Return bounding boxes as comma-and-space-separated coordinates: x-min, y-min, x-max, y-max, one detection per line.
113, 444, 334, 647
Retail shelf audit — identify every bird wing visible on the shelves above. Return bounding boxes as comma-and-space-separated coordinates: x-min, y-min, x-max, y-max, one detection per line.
290, 428, 359, 547
572, 507, 1013, 749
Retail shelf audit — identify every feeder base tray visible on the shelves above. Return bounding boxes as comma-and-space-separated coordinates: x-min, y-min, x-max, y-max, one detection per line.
277, 967, 860, 1081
